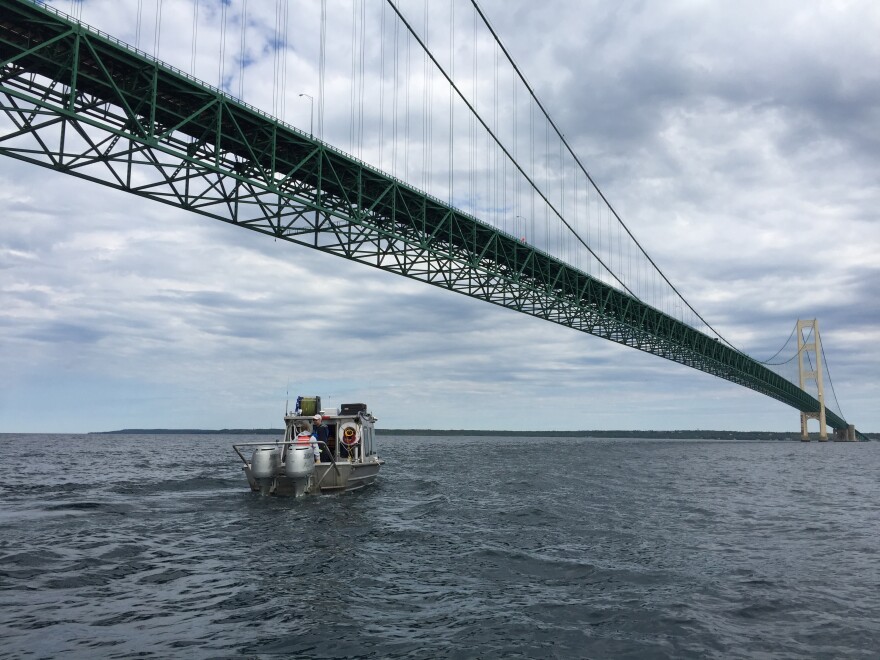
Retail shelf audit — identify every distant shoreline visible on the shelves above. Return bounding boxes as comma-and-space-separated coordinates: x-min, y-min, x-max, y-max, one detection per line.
89, 428, 875, 440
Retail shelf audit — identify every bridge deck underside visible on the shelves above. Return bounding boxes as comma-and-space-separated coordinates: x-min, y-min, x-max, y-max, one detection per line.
0, 0, 845, 429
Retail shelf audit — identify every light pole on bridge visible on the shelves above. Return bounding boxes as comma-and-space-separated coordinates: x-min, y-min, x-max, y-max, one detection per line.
298, 93, 314, 137
516, 215, 527, 243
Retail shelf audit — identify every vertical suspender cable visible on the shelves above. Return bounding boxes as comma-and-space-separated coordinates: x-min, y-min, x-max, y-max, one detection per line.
573, 139, 578, 266
471, 5, 477, 214
492, 39, 498, 228
272, 0, 279, 117
136, 0, 143, 51
191, 0, 199, 76
404, 26, 410, 181
281, 0, 288, 121
379, 2, 386, 170
392, 14, 399, 177
422, 1, 428, 191
562, 134, 567, 257
512, 57, 517, 230
349, 1, 357, 153
358, 0, 367, 160
153, 0, 162, 59
492, 39, 497, 229
319, 0, 326, 138
448, 1, 454, 204
219, 1, 228, 89
239, 0, 247, 99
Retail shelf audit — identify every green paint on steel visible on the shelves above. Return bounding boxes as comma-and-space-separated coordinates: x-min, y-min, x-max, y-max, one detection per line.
0, 0, 848, 429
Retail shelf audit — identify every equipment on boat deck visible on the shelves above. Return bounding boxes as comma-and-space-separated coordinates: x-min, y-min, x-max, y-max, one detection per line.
297, 395, 322, 416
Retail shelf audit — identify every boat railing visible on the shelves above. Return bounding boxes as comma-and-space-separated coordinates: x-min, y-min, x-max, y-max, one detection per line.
230, 441, 286, 466
232, 440, 341, 473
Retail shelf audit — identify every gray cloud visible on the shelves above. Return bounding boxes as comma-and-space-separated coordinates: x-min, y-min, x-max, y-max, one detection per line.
0, 0, 877, 432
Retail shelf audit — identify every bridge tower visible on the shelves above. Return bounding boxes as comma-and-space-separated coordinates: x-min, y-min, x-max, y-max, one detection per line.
797, 319, 827, 441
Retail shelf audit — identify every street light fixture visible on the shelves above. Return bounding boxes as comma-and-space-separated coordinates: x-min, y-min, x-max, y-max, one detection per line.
298, 93, 314, 137
515, 215, 527, 242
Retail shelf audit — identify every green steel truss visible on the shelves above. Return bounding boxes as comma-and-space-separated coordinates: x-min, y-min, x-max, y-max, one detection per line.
0, 0, 847, 429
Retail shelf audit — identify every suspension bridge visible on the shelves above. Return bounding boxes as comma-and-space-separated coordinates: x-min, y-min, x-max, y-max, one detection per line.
0, 0, 860, 440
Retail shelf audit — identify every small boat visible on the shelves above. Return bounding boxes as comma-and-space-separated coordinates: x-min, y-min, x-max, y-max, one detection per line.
232, 398, 384, 497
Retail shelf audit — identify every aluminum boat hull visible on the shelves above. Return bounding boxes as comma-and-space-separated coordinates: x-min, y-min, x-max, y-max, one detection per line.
243, 458, 383, 496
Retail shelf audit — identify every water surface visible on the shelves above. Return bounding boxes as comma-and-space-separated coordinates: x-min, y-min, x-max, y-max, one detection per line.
1, 434, 877, 658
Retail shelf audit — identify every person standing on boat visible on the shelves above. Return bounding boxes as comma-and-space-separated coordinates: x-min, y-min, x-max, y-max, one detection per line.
312, 413, 328, 463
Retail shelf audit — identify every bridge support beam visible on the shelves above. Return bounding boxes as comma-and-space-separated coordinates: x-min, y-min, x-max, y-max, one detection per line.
797, 319, 827, 442
833, 425, 858, 442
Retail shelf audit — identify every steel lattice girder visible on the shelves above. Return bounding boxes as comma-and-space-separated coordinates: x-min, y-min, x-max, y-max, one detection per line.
0, 0, 846, 429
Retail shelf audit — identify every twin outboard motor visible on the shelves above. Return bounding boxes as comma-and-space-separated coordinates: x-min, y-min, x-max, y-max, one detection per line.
249, 443, 315, 497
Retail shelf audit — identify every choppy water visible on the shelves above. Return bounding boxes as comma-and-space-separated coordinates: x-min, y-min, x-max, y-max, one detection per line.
1, 433, 878, 658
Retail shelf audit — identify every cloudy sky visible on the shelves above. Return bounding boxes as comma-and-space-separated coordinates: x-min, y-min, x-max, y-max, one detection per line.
1, 0, 878, 433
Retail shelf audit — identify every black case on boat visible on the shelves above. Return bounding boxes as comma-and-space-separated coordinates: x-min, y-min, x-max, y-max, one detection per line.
340, 403, 367, 415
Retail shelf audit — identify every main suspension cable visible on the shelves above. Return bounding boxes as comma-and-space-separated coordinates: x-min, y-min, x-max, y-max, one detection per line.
820, 340, 847, 421
757, 322, 797, 364
467, 0, 742, 352
385, 0, 638, 300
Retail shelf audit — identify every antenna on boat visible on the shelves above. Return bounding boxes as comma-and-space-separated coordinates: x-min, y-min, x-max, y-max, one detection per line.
285, 379, 290, 416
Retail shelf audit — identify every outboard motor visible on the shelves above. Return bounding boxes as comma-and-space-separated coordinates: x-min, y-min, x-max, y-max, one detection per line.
251, 446, 280, 478
250, 446, 280, 495
284, 431, 315, 497
285, 446, 315, 479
